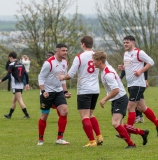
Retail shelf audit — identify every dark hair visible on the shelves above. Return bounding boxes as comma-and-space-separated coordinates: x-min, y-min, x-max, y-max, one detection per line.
8, 52, 17, 59
123, 35, 135, 41
47, 51, 55, 55
56, 44, 67, 49
81, 35, 93, 48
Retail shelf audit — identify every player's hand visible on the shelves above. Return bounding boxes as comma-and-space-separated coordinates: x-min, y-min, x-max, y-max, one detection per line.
100, 99, 106, 108
134, 70, 142, 77
145, 80, 149, 88
59, 75, 65, 81
0, 79, 1, 83
43, 92, 49, 98
25, 84, 30, 90
65, 92, 71, 98
118, 64, 124, 70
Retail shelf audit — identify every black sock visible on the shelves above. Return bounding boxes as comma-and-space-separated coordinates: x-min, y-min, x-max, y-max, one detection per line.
9, 108, 14, 117
22, 108, 29, 116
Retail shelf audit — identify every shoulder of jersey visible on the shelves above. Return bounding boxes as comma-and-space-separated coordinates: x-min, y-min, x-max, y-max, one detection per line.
77, 51, 94, 57
77, 51, 84, 56
134, 47, 140, 51
104, 66, 116, 75
104, 66, 111, 73
47, 56, 55, 62
125, 48, 141, 53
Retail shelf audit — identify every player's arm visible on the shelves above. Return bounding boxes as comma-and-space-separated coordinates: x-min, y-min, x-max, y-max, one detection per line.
120, 70, 125, 80
60, 74, 71, 80
24, 71, 29, 84
60, 56, 80, 81
38, 62, 51, 98
24, 71, 30, 90
134, 51, 154, 77
62, 83, 71, 98
100, 88, 119, 108
0, 72, 11, 83
144, 63, 148, 80
143, 63, 149, 88
38, 61, 51, 85
100, 74, 120, 108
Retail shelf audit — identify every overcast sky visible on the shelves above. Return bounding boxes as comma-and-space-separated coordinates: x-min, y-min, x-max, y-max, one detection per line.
0, 0, 99, 15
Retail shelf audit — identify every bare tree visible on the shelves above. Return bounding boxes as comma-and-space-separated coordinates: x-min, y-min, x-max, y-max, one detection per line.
7, 0, 87, 67
95, 0, 158, 75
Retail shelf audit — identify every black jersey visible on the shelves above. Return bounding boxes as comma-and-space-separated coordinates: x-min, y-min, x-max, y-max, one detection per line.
8, 60, 26, 89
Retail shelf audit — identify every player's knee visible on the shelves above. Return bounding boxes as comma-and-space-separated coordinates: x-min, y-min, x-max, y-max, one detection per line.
40, 113, 49, 121
112, 121, 119, 128
127, 106, 135, 112
60, 110, 68, 116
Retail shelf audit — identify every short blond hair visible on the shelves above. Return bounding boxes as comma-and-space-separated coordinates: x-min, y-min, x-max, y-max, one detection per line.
22, 55, 29, 59
92, 51, 107, 63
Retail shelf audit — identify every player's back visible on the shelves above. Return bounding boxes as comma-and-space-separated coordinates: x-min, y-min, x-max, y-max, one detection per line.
77, 51, 99, 94
9, 60, 25, 89
101, 65, 126, 101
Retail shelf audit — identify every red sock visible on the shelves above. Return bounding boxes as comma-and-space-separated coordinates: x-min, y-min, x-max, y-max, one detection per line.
144, 108, 158, 127
124, 124, 145, 135
57, 115, 67, 139
90, 117, 101, 136
127, 112, 136, 125
115, 125, 134, 146
82, 118, 95, 141
38, 118, 46, 140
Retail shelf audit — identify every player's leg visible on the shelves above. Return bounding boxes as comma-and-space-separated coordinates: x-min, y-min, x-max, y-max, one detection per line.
54, 91, 69, 145
52, 105, 60, 117
90, 94, 103, 145
78, 94, 97, 147
15, 89, 29, 118
38, 112, 49, 145
123, 124, 149, 145
38, 93, 52, 145
4, 93, 16, 119
138, 98, 158, 136
126, 101, 137, 125
135, 107, 144, 123
112, 95, 136, 148
135, 107, 140, 123
113, 113, 136, 148
127, 86, 145, 125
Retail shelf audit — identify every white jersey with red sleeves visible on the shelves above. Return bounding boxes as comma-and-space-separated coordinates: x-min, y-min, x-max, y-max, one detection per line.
68, 50, 99, 94
101, 65, 126, 101
124, 48, 154, 87
38, 55, 68, 92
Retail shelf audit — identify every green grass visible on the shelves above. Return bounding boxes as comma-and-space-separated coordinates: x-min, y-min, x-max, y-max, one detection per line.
0, 87, 158, 160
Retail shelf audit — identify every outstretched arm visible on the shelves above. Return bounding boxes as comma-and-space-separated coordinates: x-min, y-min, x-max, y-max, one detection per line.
0, 72, 11, 82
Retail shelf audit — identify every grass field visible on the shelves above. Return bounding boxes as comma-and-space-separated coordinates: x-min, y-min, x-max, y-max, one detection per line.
1, 87, 158, 160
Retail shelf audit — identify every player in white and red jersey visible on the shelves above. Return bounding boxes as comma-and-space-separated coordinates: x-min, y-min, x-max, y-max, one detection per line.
118, 35, 158, 136
93, 51, 149, 149
37, 44, 71, 146
0, 52, 30, 119
60, 35, 103, 147
120, 66, 149, 123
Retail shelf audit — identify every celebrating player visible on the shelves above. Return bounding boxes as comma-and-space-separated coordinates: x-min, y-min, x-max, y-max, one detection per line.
37, 44, 70, 146
93, 51, 149, 149
118, 35, 158, 136
60, 35, 103, 147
